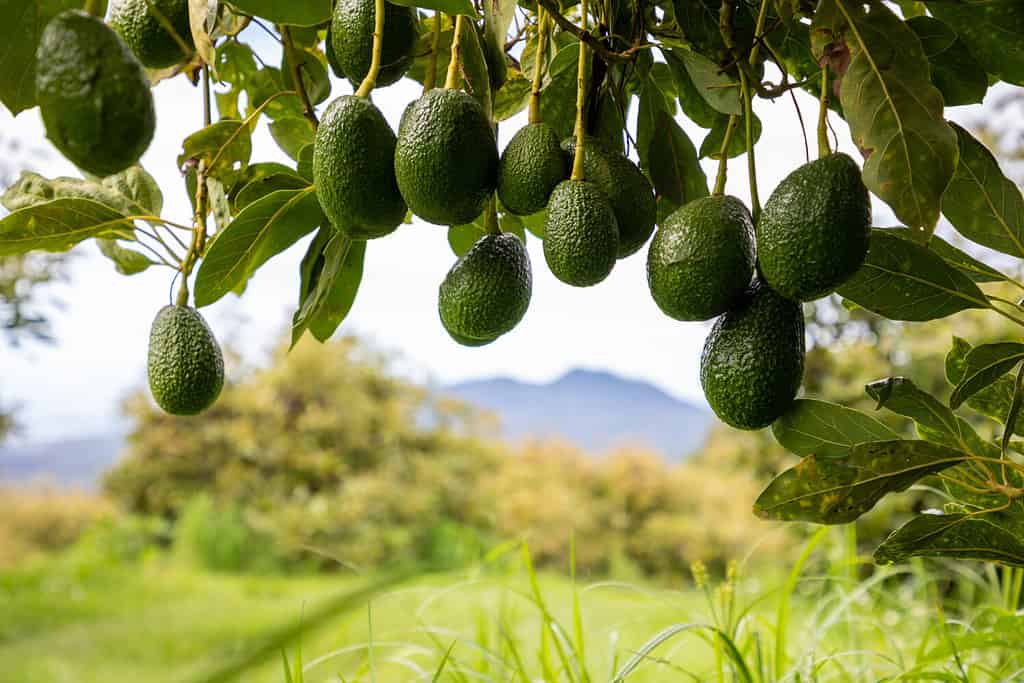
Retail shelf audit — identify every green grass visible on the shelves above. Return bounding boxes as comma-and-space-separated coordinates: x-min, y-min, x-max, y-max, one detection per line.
2, 537, 1023, 682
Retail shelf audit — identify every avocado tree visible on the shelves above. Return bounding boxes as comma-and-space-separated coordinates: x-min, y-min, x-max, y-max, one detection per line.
1, 0, 1024, 571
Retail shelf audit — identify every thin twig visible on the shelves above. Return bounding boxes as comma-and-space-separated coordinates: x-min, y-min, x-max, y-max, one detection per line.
282, 27, 320, 126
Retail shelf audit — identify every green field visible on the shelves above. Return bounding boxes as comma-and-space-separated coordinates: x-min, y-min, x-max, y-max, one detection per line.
3, 540, 1023, 683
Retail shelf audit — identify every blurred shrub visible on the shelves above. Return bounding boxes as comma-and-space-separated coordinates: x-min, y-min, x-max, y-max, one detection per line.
173, 495, 284, 573
0, 485, 115, 567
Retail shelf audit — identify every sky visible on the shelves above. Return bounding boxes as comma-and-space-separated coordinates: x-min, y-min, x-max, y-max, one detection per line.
0, 27, 989, 444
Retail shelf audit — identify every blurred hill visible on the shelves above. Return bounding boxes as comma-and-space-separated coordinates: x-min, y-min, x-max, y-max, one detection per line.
0, 369, 711, 485
445, 369, 712, 461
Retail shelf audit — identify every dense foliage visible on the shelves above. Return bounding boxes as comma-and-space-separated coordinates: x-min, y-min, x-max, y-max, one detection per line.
2, 0, 1024, 569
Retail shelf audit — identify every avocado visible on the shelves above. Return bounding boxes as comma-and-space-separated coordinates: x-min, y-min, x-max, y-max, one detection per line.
647, 195, 755, 321
394, 88, 499, 226
36, 11, 155, 177
147, 305, 225, 416
439, 232, 532, 345
314, 95, 407, 239
757, 153, 871, 302
700, 280, 805, 430
497, 123, 568, 216
543, 179, 619, 287
329, 0, 417, 88
561, 136, 656, 258
109, 0, 194, 69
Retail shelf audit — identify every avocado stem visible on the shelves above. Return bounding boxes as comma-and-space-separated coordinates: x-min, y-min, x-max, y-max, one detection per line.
423, 12, 443, 92
444, 14, 465, 90
712, 116, 739, 195
740, 71, 760, 223
485, 195, 501, 235
570, 0, 588, 183
83, 0, 103, 17
528, 7, 549, 125
817, 65, 831, 158
354, 0, 387, 98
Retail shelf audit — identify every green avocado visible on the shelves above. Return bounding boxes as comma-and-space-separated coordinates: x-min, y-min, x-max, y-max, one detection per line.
147, 305, 225, 416
439, 233, 532, 345
394, 88, 499, 226
543, 179, 619, 287
700, 280, 805, 430
329, 0, 417, 88
497, 123, 568, 216
109, 0, 194, 69
313, 95, 407, 239
647, 195, 755, 321
36, 11, 155, 177
561, 136, 656, 258
756, 153, 871, 302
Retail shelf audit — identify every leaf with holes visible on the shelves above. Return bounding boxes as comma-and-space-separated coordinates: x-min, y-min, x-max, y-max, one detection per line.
754, 440, 971, 524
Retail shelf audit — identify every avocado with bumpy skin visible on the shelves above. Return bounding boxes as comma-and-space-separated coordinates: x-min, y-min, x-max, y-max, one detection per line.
543, 179, 619, 287
147, 305, 225, 416
329, 0, 417, 88
647, 195, 755, 321
36, 11, 155, 177
439, 233, 532, 346
757, 153, 871, 302
109, 0, 194, 69
314, 96, 407, 239
497, 123, 568, 216
700, 280, 805, 430
561, 136, 656, 258
394, 89, 499, 226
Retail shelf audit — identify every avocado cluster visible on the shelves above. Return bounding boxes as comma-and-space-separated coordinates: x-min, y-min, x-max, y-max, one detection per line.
648, 153, 871, 430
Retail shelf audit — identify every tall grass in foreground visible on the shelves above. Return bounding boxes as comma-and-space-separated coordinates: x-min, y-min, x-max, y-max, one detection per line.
265, 529, 1024, 683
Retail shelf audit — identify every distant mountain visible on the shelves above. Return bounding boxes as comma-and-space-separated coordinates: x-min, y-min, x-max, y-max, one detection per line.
444, 369, 713, 460
0, 434, 125, 488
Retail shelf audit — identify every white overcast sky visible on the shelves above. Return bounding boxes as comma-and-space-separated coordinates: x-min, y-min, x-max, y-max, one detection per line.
0, 28, 993, 444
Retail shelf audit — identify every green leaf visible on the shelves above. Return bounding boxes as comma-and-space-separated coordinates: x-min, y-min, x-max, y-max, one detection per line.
493, 74, 531, 121
865, 376, 998, 457
905, 16, 987, 106
281, 48, 330, 106
887, 228, 1010, 284
448, 223, 483, 257
946, 337, 1021, 433
678, 49, 742, 116
941, 122, 1024, 259
222, 0, 330, 26
664, 50, 718, 129
637, 76, 675, 178
548, 43, 579, 78
482, 0, 516, 85
1003, 365, 1024, 457
0, 198, 132, 255
456, 17, 492, 120
924, 0, 1024, 86
291, 233, 366, 345
753, 440, 970, 524
875, 511, 1024, 567
699, 112, 761, 160
0, 0, 86, 115
297, 144, 314, 181
949, 342, 1024, 410
194, 187, 322, 307
836, 229, 989, 322
1, 167, 163, 218
234, 173, 310, 212
178, 120, 253, 186
772, 399, 899, 458
268, 117, 316, 160
96, 239, 154, 275
389, 0, 476, 16
648, 110, 708, 211
836, 0, 957, 235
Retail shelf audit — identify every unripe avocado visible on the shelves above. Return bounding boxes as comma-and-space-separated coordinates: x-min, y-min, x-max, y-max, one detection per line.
700, 280, 805, 430
647, 195, 755, 321
561, 136, 656, 258
394, 89, 499, 226
314, 95, 407, 239
109, 0, 194, 69
147, 305, 225, 416
497, 123, 568, 216
329, 0, 417, 88
439, 233, 532, 345
36, 11, 155, 177
757, 153, 871, 302
543, 179, 619, 287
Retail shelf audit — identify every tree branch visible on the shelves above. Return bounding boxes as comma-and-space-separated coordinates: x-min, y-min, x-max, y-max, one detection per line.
535, 0, 648, 64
